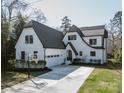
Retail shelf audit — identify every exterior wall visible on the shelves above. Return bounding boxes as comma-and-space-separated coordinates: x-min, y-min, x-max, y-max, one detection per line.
15, 27, 44, 61
66, 45, 76, 59
45, 48, 66, 67
63, 32, 105, 64
83, 36, 102, 47
104, 38, 107, 63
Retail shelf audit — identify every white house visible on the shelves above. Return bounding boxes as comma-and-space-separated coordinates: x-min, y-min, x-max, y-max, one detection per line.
15, 20, 108, 68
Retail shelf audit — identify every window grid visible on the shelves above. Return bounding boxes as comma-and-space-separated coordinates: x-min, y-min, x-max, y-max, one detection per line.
25, 35, 33, 44
90, 51, 96, 56
68, 35, 77, 40
79, 51, 83, 56
89, 39, 97, 45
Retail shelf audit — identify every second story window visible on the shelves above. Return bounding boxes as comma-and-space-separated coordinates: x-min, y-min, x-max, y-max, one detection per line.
68, 35, 77, 40
25, 35, 33, 44
89, 39, 97, 45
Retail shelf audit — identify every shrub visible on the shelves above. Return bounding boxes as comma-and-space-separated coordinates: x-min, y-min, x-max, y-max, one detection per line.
73, 58, 81, 62
38, 60, 46, 69
72, 58, 84, 64
8, 60, 16, 70
15, 60, 46, 69
90, 59, 101, 63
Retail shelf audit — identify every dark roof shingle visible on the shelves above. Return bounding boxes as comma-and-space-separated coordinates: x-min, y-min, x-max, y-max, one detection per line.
80, 25, 105, 31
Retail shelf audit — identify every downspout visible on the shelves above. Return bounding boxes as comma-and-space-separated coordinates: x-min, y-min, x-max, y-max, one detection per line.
106, 38, 107, 63
44, 48, 46, 61
102, 49, 104, 64
102, 36, 104, 64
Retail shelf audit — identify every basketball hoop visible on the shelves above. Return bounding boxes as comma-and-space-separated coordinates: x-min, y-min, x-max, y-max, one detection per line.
27, 54, 47, 89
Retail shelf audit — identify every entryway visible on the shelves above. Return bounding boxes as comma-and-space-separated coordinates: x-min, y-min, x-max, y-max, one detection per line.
67, 50, 72, 61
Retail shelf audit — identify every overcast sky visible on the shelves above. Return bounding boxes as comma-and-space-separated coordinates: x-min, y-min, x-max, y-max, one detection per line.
25, 0, 121, 28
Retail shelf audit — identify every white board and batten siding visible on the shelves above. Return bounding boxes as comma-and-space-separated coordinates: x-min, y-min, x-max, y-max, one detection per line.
15, 27, 66, 68
15, 27, 44, 61
63, 32, 106, 64
15, 24, 107, 68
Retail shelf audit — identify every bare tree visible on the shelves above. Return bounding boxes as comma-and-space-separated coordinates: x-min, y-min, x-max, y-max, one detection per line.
106, 11, 122, 63
1, 0, 46, 70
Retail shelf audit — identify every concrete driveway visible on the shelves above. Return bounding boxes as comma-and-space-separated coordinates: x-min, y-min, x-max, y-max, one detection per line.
2, 65, 94, 93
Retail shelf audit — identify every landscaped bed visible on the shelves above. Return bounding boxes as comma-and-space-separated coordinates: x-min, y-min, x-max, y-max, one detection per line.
1, 68, 52, 89
75, 59, 122, 93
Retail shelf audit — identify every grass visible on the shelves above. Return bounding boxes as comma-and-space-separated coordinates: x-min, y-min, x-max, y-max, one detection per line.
1, 68, 51, 89
77, 59, 122, 93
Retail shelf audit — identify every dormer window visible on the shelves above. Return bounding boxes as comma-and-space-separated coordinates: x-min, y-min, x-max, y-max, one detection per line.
68, 35, 76, 40
89, 39, 97, 45
25, 35, 33, 44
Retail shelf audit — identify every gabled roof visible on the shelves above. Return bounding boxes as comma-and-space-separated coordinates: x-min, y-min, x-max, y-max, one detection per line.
24, 20, 65, 49
66, 42, 78, 55
69, 25, 85, 37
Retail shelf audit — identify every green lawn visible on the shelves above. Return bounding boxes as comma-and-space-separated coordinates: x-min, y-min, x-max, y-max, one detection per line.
77, 60, 122, 93
1, 69, 51, 89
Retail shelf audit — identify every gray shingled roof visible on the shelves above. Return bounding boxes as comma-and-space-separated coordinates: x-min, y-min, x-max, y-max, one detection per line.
24, 20, 65, 49
80, 25, 108, 38
80, 25, 105, 31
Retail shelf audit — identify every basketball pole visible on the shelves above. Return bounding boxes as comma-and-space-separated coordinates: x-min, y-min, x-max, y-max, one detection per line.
27, 55, 31, 79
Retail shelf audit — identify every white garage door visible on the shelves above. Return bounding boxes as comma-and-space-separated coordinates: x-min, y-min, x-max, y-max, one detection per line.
46, 55, 65, 67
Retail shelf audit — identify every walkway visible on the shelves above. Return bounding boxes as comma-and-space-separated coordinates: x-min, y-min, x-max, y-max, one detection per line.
2, 65, 94, 93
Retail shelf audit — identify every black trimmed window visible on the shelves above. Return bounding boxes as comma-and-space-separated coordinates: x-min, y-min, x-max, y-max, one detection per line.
25, 35, 33, 44
25, 36, 29, 43
90, 51, 96, 56
30, 35, 33, 43
79, 51, 83, 56
68, 35, 77, 40
21, 51, 25, 59
34, 51, 38, 59
89, 39, 97, 45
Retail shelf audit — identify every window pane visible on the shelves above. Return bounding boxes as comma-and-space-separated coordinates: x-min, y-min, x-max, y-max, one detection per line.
89, 39, 92, 44
25, 36, 28, 43
68, 35, 76, 40
70, 35, 73, 40
68, 36, 70, 40
89, 39, 97, 45
30, 35, 33, 43
21, 51, 25, 59
79, 51, 82, 56
90, 51, 96, 56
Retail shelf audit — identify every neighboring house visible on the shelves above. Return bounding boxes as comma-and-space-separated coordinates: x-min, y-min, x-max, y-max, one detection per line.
15, 20, 108, 68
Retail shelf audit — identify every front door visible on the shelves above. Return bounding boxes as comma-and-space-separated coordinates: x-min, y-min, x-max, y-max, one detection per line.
67, 50, 72, 61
